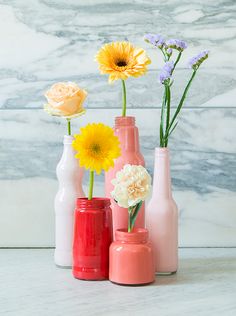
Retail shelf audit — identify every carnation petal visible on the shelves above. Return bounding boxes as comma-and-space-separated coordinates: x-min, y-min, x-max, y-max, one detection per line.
111, 164, 152, 209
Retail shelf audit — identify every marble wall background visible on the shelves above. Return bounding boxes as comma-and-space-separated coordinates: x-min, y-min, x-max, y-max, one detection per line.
0, 0, 235, 246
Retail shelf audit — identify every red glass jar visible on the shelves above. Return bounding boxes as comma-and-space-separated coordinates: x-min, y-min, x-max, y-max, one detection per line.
109, 228, 155, 285
72, 198, 113, 280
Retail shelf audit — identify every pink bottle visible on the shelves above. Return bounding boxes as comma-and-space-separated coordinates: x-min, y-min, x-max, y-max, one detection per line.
109, 228, 155, 285
105, 116, 145, 239
146, 148, 178, 274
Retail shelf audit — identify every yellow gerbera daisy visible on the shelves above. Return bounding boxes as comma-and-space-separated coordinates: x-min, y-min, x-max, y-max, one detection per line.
95, 42, 151, 83
72, 123, 121, 175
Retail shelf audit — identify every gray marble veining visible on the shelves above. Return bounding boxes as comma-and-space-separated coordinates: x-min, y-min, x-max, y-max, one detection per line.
1, 109, 236, 190
0, 0, 235, 109
0, 0, 236, 247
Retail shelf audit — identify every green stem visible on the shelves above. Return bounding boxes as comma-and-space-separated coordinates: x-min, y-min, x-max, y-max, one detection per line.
167, 70, 197, 135
172, 52, 182, 73
164, 84, 171, 147
128, 207, 132, 232
160, 90, 166, 147
88, 170, 94, 200
160, 48, 168, 62
121, 79, 127, 117
127, 202, 143, 233
67, 118, 71, 136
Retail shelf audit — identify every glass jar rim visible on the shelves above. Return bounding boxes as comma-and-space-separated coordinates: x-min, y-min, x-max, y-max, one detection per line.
76, 197, 111, 209
115, 228, 148, 243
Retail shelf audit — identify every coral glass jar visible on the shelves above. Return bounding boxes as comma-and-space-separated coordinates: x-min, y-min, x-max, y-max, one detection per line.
109, 228, 155, 285
72, 198, 113, 280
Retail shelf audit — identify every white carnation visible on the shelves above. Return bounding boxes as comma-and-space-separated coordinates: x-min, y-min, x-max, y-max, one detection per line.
111, 164, 151, 208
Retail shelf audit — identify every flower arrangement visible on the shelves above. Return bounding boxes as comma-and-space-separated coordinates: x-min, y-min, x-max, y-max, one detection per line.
72, 123, 121, 200
111, 164, 151, 232
44, 82, 87, 135
95, 42, 151, 116
144, 34, 209, 147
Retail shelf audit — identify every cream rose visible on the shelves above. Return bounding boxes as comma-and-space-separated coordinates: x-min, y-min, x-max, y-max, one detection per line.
111, 164, 151, 208
44, 82, 87, 118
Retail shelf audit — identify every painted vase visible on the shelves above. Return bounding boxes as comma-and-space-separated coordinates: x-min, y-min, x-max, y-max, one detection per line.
54, 135, 85, 268
72, 197, 113, 280
146, 147, 178, 274
105, 116, 145, 239
109, 228, 155, 285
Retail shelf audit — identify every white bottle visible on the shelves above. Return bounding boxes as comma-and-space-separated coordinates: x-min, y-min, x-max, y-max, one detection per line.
54, 135, 85, 267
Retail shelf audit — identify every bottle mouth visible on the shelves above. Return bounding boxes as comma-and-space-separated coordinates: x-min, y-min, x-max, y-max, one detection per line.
115, 116, 135, 127
115, 228, 148, 243
63, 135, 74, 145
155, 147, 169, 156
76, 197, 111, 209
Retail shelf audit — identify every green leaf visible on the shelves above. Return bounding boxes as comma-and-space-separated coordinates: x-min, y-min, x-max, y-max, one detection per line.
167, 70, 197, 135
168, 121, 178, 138
130, 201, 143, 231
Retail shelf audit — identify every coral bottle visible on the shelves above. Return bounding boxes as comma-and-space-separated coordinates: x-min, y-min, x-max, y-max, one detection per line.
105, 116, 145, 239
146, 148, 178, 274
54, 135, 85, 267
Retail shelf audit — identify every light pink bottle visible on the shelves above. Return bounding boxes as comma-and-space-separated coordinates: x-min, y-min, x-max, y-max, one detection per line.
146, 147, 178, 274
105, 116, 145, 239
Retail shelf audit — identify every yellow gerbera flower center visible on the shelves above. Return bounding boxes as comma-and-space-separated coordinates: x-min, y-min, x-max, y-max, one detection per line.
90, 143, 101, 155
116, 60, 128, 67
73, 123, 121, 174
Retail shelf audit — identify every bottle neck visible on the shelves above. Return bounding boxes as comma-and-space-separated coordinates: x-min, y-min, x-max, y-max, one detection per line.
115, 116, 135, 127
61, 135, 75, 158
152, 147, 172, 198
63, 135, 74, 145
114, 116, 140, 152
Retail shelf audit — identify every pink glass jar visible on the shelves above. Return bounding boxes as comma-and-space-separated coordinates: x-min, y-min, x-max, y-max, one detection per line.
109, 228, 155, 285
72, 198, 113, 280
105, 116, 145, 239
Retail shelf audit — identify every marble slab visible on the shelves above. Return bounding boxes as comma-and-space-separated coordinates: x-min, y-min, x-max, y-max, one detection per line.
0, 109, 235, 247
0, 0, 235, 109
0, 0, 236, 247
0, 248, 236, 316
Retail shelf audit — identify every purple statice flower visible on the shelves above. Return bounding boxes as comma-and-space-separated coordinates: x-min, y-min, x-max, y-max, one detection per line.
159, 70, 171, 84
159, 61, 174, 84
144, 33, 165, 48
165, 39, 187, 52
188, 50, 209, 69
163, 61, 174, 73
166, 48, 173, 55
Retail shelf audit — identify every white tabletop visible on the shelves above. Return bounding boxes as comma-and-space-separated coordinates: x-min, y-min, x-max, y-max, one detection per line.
1, 248, 236, 316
